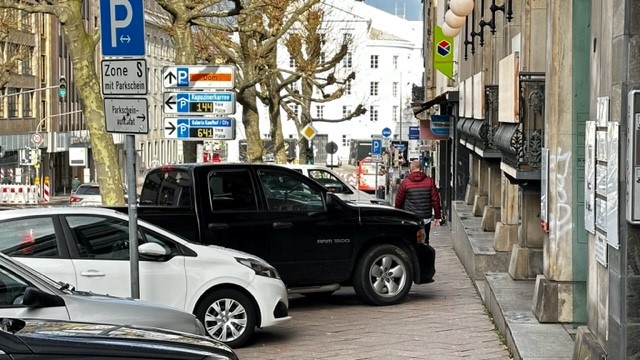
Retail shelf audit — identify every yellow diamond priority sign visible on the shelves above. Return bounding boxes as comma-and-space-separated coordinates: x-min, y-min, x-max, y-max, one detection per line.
301, 123, 317, 141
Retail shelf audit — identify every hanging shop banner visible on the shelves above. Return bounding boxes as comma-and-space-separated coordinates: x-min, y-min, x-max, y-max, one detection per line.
430, 115, 450, 136
434, 25, 454, 79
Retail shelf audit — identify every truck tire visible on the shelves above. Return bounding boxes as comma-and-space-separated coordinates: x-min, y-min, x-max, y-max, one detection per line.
195, 288, 256, 348
353, 244, 413, 306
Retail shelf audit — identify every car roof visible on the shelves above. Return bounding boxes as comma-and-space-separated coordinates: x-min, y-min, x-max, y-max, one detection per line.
0, 206, 124, 220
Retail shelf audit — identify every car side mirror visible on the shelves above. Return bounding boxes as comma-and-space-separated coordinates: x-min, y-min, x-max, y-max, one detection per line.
138, 243, 169, 257
22, 286, 65, 307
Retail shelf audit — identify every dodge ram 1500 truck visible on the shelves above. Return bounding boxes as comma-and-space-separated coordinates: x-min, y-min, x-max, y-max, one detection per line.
128, 163, 435, 306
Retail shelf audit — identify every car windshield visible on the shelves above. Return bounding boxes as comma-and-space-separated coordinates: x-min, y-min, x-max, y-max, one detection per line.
75, 186, 100, 195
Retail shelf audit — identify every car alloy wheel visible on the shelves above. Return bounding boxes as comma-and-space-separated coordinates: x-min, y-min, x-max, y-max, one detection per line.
196, 289, 256, 348
353, 244, 413, 306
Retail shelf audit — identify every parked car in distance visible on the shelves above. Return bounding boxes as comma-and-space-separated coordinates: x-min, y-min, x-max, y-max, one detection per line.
0, 251, 206, 336
69, 183, 101, 206
325, 153, 342, 168
69, 183, 137, 206
0, 317, 238, 359
282, 164, 386, 205
0, 207, 290, 348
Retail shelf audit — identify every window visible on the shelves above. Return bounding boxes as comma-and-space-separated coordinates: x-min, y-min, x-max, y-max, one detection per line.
139, 168, 192, 207
307, 170, 349, 193
370, 55, 379, 69
342, 105, 351, 118
342, 134, 350, 147
21, 48, 33, 75
0, 217, 59, 257
393, 55, 399, 70
291, 81, 299, 93
257, 169, 324, 212
64, 216, 178, 260
7, 89, 17, 118
369, 106, 379, 121
319, 33, 327, 46
392, 105, 399, 122
289, 56, 296, 68
0, 266, 29, 306
316, 105, 324, 119
22, 93, 32, 117
319, 52, 326, 64
0, 90, 5, 118
346, 80, 352, 95
370, 82, 379, 96
392, 82, 399, 97
20, 11, 30, 29
343, 52, 352, 68
209, 170, 257, 212
293, 104, 299, 118
343, 33, 353, 44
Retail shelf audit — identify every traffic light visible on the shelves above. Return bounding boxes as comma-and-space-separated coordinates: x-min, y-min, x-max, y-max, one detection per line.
59, 76, 67, 101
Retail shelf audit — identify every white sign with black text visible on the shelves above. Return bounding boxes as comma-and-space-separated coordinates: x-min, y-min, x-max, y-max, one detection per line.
101, 59, 148, 95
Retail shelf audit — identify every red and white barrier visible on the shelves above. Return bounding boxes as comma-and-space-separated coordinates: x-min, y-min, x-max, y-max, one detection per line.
0, 185, 39, 205
42, 181, 50, 203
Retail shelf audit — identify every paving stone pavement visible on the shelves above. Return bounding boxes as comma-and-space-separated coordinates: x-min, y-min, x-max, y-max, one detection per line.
235, 226, 512, 360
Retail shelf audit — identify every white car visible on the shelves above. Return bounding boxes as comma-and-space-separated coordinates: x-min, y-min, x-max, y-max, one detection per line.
282, 164, 386, 205
0, 207, 290, 348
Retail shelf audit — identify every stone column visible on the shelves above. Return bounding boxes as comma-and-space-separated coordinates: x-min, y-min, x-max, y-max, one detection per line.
494, 173, 519, 251
509, 192, 544, 279
482, 165, 502, 231
465, 153, 478, 204
532, 0, 575, 323
473, 159, 488, 216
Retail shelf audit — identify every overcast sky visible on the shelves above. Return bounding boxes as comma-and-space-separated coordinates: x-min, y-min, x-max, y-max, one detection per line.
364, 0, 423, 21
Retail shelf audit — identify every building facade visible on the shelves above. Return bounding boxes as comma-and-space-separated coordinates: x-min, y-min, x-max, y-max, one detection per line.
422, 0, 640, 358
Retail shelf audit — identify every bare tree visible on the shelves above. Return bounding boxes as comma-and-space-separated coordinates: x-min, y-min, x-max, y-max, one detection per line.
0, 0, 125, 205
156, 0, 320, 163
0, 9, 30, 89
277, 5, 366, 163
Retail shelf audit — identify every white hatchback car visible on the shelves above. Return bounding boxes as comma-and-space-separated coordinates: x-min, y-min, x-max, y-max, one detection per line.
0, 207, 290, 348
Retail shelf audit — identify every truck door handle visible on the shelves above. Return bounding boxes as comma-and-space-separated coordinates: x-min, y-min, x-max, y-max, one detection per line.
80, 270, 105, 278
208, 223, 229, 230
273, 222, 293, 229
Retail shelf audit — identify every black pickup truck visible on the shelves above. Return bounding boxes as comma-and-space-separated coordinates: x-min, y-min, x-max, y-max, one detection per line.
126, 163, 435, 306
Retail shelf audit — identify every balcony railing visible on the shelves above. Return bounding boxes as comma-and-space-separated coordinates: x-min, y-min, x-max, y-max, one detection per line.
495, 73, 545, 179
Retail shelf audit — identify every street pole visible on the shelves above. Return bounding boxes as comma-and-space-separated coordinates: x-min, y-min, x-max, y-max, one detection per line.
125, 135, 140, 299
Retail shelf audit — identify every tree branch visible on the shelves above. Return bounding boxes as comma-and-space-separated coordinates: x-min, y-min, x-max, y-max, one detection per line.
0, 0, 56, 14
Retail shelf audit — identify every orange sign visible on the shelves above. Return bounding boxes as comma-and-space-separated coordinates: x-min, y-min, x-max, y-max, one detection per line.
190, 73, 232, 82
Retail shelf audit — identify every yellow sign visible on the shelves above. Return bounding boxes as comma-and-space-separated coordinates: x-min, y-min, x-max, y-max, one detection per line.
301, 123, 317, 141
34, 163, 40, 169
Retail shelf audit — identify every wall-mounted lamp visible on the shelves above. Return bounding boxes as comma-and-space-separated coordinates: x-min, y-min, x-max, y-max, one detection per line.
462, 0, 513, 60
443, 0, 474, 37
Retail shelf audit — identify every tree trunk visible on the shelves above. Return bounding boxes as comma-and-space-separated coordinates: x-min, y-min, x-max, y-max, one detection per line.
59, 2, 124, 205
239, 88, 263, 162
173, 20, 197, 163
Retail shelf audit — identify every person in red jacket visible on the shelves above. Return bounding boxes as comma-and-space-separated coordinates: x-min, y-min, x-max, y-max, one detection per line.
395, 160, 442, 240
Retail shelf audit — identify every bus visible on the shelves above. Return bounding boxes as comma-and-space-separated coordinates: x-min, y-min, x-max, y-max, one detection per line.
357, 156, 386, 193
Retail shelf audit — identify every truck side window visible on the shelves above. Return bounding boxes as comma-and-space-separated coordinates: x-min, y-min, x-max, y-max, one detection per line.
208, 170, 258, 212
140, 169, 192, 207
257, 170, 324, 212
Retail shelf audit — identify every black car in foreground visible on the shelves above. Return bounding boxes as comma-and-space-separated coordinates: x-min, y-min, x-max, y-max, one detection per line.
0, 318, 238, 360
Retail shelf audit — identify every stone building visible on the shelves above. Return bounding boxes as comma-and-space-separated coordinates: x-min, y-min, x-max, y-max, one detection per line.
421, 0, 640, 358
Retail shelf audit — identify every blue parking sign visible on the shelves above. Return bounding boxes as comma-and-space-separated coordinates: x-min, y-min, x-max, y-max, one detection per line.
371, 139, 382, 155
100, 0, 146, 57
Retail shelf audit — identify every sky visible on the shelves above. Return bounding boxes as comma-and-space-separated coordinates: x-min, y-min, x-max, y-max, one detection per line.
364, 0, 423, 21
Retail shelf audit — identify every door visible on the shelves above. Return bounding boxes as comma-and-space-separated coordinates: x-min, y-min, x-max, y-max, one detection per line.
62, 215, 188, 310
255, 168, 355, 286
200, 168, 271, 260
0, 216, 77, 287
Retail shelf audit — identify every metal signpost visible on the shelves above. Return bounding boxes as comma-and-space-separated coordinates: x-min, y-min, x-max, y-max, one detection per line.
100, 0, 147, 299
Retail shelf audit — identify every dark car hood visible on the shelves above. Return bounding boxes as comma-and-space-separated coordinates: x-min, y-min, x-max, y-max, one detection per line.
346, 202, 422, 225
5, 318, 237, 359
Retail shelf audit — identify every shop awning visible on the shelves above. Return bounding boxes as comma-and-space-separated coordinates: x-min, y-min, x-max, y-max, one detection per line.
413, 91, 459, 116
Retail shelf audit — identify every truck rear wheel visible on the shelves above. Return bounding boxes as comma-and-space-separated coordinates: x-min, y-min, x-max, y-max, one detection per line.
353, 244, 413, 305
195, 288, 256, 348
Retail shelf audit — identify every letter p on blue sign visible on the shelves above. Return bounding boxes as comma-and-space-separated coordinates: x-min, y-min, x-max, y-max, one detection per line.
100, 0, 146, 57
371, 139, 382, 155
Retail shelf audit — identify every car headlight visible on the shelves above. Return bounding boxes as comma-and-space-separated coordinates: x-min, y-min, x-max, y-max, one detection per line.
236, 257, 281, 279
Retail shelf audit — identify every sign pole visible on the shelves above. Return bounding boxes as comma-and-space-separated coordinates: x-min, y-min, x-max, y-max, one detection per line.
125, 135, 140, 299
